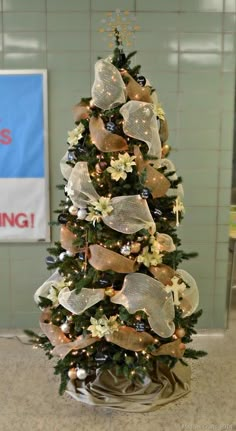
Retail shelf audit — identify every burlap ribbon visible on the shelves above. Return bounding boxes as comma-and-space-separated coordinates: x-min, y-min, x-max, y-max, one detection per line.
89, 244, 137, 273
92, 58, 126, 110
151, 339, 185, 358
66, 161, 155, 234
89, 116, 128, 152
39, 309, 157, 358
73, 101, 91, 122
159, 118, 169, 144
106, 326, 155, 351
149, 264, 176, 285
121, 70, 153, 103
134, 146, 170, 198
153, 157, 184, 199
66, 361, 191, 412
39, 310, 186, 360
120, 101, 161, 158
60, 225, 79, 253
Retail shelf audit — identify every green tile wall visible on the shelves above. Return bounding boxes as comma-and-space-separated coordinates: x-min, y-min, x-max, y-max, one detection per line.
0, 0, 235, 329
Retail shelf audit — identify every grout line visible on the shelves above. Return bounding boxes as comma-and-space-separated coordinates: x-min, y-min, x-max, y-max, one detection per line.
212, 1, 229, 328
89, 0, 92, 91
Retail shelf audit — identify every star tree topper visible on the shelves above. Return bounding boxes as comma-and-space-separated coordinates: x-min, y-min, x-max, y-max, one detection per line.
99, 9, 140, 48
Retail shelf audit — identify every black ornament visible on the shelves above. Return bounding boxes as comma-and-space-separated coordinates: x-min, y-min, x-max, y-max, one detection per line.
58, 213, 68, 224
153, 208, 162, 217
95, 352, 108, 363
78, 252, 85, 261
106, 121, 116, 133
141, 188, 150, 199
67, 151, 75, 161
45, 256, 56, 265
75, 143, 87, 156
97, 278, 111, 288
135, 321, 146, 332
136, 75, 146, 87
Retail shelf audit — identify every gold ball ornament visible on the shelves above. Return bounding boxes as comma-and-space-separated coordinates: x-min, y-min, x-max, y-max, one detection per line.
175, 328, 186, 338
130, 242, 141, 254
105, 287, 116, 297
68, 368, 77, 380
161, 144, 170, 158
179, 343, 186, 351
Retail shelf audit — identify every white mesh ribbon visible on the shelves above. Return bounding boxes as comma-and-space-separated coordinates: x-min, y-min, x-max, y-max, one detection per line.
60, 152, 73, 180
92, 58, 126, 110
66, 161, 99, 208
156, 233, 176, 252
34, 271, 63, 305
103, 195, 155, 234
176, 269, 199, 317
58, 287, 105, 314
120, 101, 161, 158
154, 158, 184, 198
66, 162, 156, 234
111, 273, 175, 338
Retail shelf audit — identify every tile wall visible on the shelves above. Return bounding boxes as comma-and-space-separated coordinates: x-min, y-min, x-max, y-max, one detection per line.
0, 0, 235, 328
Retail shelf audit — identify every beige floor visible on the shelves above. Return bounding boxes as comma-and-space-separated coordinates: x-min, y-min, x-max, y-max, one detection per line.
0, 310, 236, 431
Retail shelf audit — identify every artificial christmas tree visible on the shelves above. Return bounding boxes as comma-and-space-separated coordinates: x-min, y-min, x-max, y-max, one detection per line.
28, 28, 206, 412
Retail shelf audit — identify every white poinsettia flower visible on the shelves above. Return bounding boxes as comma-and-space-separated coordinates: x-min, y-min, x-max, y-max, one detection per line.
67, 123, 85, 146
107, 152, 136, 181
153, 103, 165, 120
88, 315, 119, 338
137, 245, 163, 268
85, 209, 102, 224
47, 280, 68, 307
92, 196, 113, 216
86, 197, 113, 224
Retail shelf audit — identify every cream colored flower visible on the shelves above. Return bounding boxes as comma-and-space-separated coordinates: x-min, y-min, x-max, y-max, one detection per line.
137, 245, 163, 268
67, 123, 85, 146
88, 315, 119, 338
107, 153, 136, 181
86, 197, 113, 224
47, 280, 67, 307
91, 197, 113, 217
153, 103, 165, 120
85, 209, 102, 224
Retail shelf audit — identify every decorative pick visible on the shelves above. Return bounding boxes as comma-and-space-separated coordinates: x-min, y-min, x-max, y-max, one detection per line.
173, 196, 185, 226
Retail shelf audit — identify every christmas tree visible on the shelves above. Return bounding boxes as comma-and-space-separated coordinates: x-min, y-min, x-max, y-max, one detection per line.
28, 27, 206, 412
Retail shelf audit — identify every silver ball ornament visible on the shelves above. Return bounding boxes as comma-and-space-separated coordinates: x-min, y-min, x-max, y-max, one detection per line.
68, 368, 77, 380
77, 208, 87, 220
66, 250, 74, 257
60, 322, 70, 333
69, 205, 78, 216
59, 252, 66, 261
76, 368, 88, 380
120, 244, 131, 256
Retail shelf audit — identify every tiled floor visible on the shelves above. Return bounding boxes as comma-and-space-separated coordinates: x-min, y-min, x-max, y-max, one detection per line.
0, 306, 236, 431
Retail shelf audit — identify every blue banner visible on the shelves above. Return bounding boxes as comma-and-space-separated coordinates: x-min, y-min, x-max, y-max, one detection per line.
0, 74, 44, 178
0, 71, 49, 242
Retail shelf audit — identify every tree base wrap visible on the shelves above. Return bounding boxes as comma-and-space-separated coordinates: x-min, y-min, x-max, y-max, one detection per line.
66, 362, 191, 412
